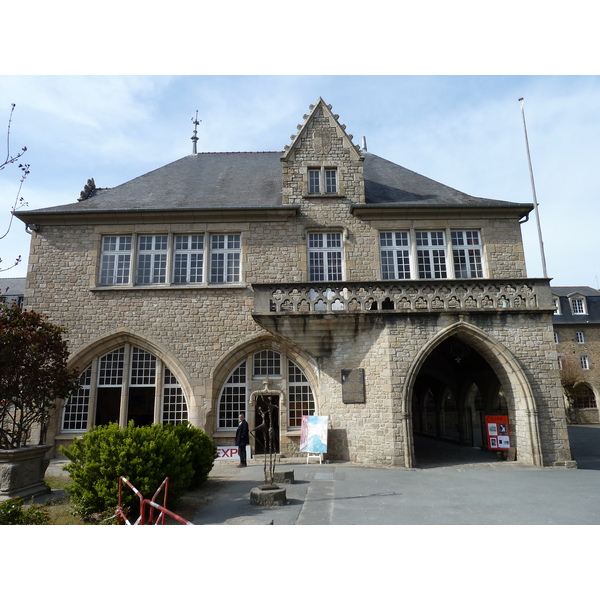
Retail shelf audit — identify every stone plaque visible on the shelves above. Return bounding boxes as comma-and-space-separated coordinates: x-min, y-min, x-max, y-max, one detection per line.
341, 369, 366, 404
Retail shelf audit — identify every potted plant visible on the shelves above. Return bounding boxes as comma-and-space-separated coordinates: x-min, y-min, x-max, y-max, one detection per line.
0, 302, 79, 500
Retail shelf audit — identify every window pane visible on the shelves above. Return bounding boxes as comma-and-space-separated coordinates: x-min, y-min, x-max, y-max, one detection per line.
218, 362, 247, 428
62, 366, 91, 431
572, 299, 585, 314
380, 231, 410, 279
136, 235, 167, 284
451, 230, 483, 278
288, 360, 315, 428
253, 350, 281, 377
308, 232, 343, 282
173, 236, 205, 284
325, 169, 337, 193
98, 347, 124, 386
162, 367, 189, 424
99, 235, 132, 285
210, 234, 240, 283
130, 347, 156, 386
417, 231, 446, 279
308, 169, 320, 194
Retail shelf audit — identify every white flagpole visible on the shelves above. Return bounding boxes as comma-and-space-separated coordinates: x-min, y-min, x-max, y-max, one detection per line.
519, 97, 548, 279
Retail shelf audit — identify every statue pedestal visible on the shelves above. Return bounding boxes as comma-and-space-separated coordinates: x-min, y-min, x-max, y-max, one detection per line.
250, 485, 287, 507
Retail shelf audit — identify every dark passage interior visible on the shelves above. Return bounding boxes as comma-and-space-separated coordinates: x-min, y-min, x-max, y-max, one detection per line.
411, 336, 508, 467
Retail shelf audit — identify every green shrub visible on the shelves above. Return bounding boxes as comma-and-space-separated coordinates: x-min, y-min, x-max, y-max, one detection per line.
61, 422, 201, 522
0, 497, 51, 525
167, 423, 217, 488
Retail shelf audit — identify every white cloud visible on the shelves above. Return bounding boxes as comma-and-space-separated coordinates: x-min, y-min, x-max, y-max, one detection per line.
1, 75, 599, 287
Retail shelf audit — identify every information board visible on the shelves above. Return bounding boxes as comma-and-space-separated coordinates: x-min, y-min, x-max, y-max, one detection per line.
485, 415, 510, 450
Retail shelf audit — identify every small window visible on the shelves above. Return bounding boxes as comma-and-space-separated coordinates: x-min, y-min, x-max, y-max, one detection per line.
552, 297, 561, 315
580, 355, 590, 370
325, 169, 338, 193
308, 169, 321, 194
307, 167, 338, 195
571, 298, 587, 315
554, 332, 559, 344
576, 331, 585, 344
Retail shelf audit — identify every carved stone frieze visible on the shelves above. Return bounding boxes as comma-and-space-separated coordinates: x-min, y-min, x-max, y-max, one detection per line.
254, 279, 544, 314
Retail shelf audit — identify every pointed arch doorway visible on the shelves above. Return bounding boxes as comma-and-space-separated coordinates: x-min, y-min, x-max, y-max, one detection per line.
411, 336, 505, 466
405, 324, 543, 468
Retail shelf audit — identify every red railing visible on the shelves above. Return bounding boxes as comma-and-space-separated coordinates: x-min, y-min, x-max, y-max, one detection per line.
116, 476, 193, 525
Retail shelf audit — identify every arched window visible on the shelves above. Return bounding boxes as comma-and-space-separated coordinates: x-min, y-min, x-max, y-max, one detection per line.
217, 351, 315, 430
62, 344, 188, 431
573, 384, 597, 409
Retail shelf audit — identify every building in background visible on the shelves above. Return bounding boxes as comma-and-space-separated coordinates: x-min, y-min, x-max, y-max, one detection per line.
0, 277, 25, 308
552, 286, 600, 423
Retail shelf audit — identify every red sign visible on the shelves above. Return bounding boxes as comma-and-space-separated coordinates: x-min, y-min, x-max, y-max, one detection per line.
485, 415, 510, 451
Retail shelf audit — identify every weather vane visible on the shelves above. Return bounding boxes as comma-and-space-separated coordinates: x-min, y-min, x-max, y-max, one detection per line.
191, 111, 201, 154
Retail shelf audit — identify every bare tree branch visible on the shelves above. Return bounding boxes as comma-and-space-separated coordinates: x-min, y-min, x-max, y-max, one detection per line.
1, 103, 29, 273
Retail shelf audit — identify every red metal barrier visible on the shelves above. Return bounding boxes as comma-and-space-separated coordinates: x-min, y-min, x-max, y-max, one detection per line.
116, 476, 193, 525
141, 499, 194, 525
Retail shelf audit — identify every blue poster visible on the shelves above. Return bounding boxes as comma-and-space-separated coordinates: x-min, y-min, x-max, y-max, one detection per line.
300, 415, 328, 453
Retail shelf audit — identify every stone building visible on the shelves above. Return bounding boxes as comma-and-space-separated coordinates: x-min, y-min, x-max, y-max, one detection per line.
0, 277, 25, 308
552, 286, 600, 423
15, 98, 573, 467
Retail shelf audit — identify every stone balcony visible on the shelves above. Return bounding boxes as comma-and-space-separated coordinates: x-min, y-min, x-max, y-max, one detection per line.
251, 279, 553, 356
252, 279, 552, 315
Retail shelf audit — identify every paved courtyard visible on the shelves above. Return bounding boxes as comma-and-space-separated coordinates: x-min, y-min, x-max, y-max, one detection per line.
190, 425, 600, 525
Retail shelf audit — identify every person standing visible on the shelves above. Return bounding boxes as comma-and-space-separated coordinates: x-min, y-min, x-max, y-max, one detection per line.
236, 413, 249, 467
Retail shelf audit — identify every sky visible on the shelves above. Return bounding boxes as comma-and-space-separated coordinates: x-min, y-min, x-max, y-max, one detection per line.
1, 74, 599, 288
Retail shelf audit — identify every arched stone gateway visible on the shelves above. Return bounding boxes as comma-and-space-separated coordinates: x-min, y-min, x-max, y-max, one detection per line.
401, 321, 544, 468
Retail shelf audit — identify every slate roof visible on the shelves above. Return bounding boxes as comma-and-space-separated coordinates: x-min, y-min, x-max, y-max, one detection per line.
0, 277, 25, 297
551, 286, 600, 298
552, 286, 600, 324
16, 151, 528, 217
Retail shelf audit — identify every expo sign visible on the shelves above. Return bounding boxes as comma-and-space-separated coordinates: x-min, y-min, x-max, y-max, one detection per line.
216, 445, 251, 461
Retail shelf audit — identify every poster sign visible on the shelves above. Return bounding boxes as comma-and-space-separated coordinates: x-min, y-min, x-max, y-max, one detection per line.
216, 445, 251, 461
300, 415, 328, 454
485, 416, 510, 450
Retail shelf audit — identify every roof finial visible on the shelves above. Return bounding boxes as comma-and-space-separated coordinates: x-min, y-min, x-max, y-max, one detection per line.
191, 111, 201, 154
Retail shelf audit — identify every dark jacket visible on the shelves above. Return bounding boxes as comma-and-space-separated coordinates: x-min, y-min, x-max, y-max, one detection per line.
236, 418, 249, 446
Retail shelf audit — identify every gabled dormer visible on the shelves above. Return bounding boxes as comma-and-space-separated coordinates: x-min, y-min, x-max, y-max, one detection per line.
568, 293, 588, 316
281, 98, 365, 205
